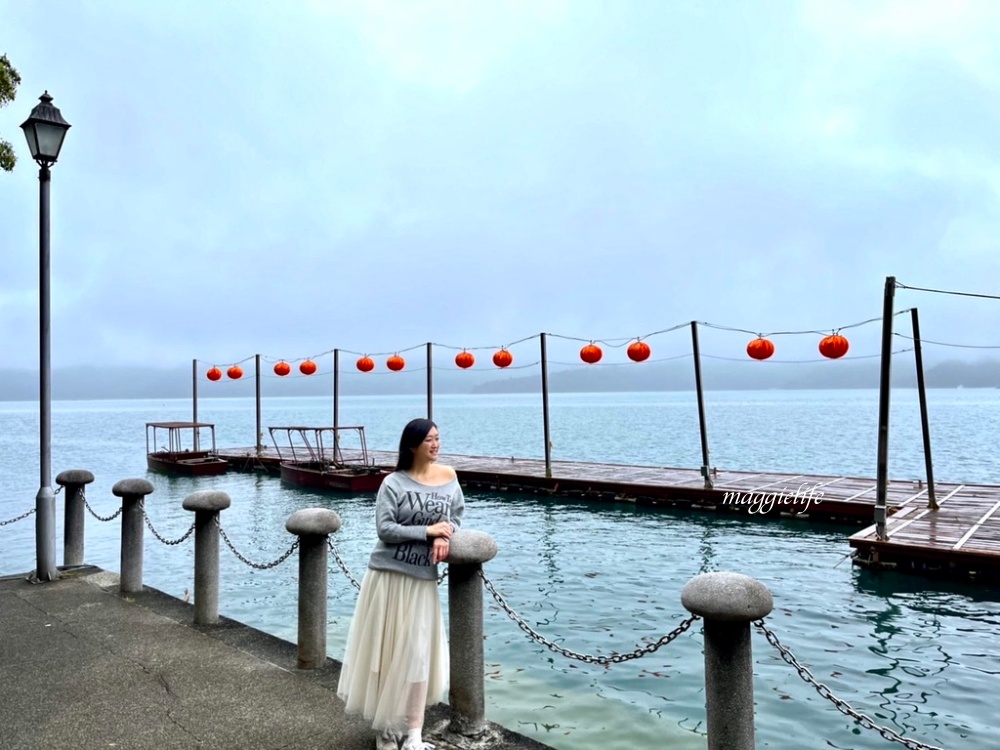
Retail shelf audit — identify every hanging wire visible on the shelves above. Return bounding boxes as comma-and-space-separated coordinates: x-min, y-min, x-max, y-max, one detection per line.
896, 281, 1000, 301
195, 353, 259, 370
197, 311, 918, 373
551, 353, 693, 367
340, 341, 439, 357
487, 359, 540, 371
698, 310, 912, 338
342, 364, 430, 375
701, 348, 913, 364
893, 332, 1000, 350
260, 350, 335, 366
433, 333, 541, 352
548, 322, 690, 347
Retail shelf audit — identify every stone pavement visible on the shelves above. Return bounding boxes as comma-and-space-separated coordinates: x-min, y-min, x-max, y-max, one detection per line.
0, 566, 554, 750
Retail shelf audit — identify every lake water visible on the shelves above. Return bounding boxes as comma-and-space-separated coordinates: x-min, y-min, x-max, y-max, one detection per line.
2, 389, 999, 750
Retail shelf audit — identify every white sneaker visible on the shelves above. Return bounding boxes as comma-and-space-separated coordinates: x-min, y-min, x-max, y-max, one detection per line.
401, 741, 435, 750
375, 730, 400, 750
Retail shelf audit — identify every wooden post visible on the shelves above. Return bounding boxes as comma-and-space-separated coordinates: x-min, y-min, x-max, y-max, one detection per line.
255, 354, 263, 456
427, 342, 434, 421
333, 349, 340, 430
874, 276, 896, 541
691, 321, 712, 489
540, 333, 552, 479
910, 308, 938, 510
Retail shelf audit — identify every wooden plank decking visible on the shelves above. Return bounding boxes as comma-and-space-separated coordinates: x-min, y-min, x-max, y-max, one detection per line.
848, 484, 1000, 580
216, 446, 1000, 580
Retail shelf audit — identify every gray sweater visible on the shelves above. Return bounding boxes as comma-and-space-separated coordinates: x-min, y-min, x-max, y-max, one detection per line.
367, 470, 465, 581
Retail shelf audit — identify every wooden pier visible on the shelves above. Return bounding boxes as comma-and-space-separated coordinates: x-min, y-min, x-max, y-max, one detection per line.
217, 446, 1000, 581
848, 488, 1000, 581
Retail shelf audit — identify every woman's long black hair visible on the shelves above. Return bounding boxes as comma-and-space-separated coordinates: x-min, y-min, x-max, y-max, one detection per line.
395, 418, 437, 471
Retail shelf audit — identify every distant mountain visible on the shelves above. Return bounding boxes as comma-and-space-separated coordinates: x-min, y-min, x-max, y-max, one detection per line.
0, 365, 503, 401
0, 357, 996, 402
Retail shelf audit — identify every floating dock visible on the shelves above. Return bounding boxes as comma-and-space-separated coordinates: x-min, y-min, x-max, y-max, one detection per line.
217, 445, 1000, 581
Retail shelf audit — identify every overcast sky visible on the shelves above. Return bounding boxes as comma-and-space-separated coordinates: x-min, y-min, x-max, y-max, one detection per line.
2, 1, 999, 378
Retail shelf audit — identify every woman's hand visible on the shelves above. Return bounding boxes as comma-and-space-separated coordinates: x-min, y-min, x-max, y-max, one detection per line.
427, 521, 453, 539
431, 536, 450, 564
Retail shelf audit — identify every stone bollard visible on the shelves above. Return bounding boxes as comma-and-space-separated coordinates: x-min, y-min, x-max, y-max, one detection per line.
55, 469, 95, 567
182, 490, 232, 625
445, 529, 499, 739
681, 571, 774, 750
285, 508, 341, 669
112, 478, 155, 594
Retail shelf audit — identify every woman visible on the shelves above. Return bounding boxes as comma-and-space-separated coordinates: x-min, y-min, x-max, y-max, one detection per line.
337, 418, 465, 750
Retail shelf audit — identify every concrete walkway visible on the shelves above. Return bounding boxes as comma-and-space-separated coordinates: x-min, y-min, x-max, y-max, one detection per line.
0, 567, 554, 750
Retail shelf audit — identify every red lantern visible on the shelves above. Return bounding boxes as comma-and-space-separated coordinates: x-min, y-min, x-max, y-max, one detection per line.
299, 359, 317, 375
747, 338, 775, 361
207, 367, 222, 381
357, 356, 375, 372
627, 340, 651, 362
455, 351, 475, 369
274, 361, 291, 377
819, 334, 849, 359
387, 354, 405, 372
227, 365, 243, 379
492, 349, 513, 368
580, 343, 603, 364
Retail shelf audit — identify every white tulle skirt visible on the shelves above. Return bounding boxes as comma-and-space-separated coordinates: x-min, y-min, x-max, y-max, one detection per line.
337, 568, 449, 732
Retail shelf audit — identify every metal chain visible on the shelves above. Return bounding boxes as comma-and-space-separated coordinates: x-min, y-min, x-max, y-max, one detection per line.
1, 507, 36, 526
328, 538, 362, 590
326, 539, 449, 591
1, 486, 63, 526
480, 570, 698, 664
215, 516, 299, 570
138, 500, 195, 546
83, 488, 122, 522
754, 620, 946, 750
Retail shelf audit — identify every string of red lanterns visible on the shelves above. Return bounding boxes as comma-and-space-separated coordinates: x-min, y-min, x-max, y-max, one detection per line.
204, 330, 854, 380
492, 349, 513, 368
819, 334, 849, 359
580, 343, 602, 364
627, 340, 651, 362
746, 337, 775, 360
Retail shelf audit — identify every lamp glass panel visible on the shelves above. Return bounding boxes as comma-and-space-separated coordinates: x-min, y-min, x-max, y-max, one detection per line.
34, 121, 67, 161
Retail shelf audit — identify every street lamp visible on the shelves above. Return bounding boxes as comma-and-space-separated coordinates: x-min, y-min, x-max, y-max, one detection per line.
21, 91, 71, 582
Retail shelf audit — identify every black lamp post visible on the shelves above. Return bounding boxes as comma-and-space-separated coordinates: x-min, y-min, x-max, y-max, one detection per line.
21, 91, 71, 582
